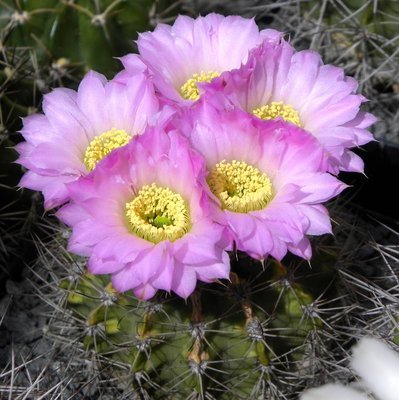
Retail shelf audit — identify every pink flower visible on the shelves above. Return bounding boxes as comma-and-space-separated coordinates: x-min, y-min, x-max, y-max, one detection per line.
16, 71, 159, 209
181, 102, 347, 261
204, 40, 376, 174
57, 127, 230, 300
120, 13, 282, 104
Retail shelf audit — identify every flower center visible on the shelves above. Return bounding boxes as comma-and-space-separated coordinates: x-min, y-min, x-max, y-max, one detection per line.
125, 183, 190, 243
84, 128, 130, 172
207, 160, 274, 213
180, 71, 220, 101
253, 102, 301, 127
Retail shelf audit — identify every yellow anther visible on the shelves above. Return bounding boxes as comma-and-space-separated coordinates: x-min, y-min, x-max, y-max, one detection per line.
125, 183, 190, 243
180, 71, 220, 101
253, 102, 301, 127
207, 160, 274, 213
83, 128, 130, 171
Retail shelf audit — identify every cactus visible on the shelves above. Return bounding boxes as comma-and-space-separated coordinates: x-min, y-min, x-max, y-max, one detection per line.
1, 1, 399, 398
7, 202, 390, 399
59, 257, 328, 399
0, 0, 180, 76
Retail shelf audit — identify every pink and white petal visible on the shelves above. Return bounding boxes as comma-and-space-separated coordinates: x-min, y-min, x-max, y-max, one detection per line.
230, 41, 295, 110
254, 210, 297, 260
91, 234, 147, 264
280, 50, 323, 109
195, 255, 230, 283
226, 212, 257, 245
213, 15, 262, 68
259, 28, 284, 44
169, 14, 193, 39
68, 221, 114, 256
337, 150, 366, 173
189, 105, 262, 167
138, 28, 193, 93
42, 182, 72, 209
43, 88, 93, 147
245, 46, 278, 109
26, 142, 84, 174
241, 218, 274, 260
270, 183, 305, 204
76, 71, 108, 133
77, 197, 126, 227
295, 173, 347, 203
315, 126, 359, 148
258, 202, 309, 244
57, 202, 91, 226
189, 120, 225, 167
316, 123, 375, 148
133, 283, 157, 300
305, 95, 363, 131
132, 244, 168, 283
287, 237, 312, 260
171, 264, 198, 299
113, 70, 132, 85
150, 246, 175, 292
118, 53, 148, 75
105, 75, 159, 135
352, 128, 376, 146
112, 264, 148, 293
269, 237, 288, 261
258, 122, 324, 180
20, 171, 72, 209
343, 111, 377, 129
20, 114, 57, 145
297, 204, 332, 235
124, 74, 159, 134
174, 234, 226, 266
15, 141, 34, 160
88, 255, 124, 274
300, 66, 358, 116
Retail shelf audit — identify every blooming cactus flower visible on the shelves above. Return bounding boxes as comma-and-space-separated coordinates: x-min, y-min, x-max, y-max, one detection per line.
301, 337, 399, 400
181, 103, 346, 261
16, 70, 159, 209
122, 13, 282, 104
204, 40, 376, 174
57, 127, 230, 300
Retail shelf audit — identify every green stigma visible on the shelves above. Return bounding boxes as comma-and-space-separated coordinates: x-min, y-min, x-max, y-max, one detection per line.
125, 183, 190, 243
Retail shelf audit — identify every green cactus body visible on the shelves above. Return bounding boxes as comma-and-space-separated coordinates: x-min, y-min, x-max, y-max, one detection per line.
0, 0, 179, 75
60, 251, 335, 399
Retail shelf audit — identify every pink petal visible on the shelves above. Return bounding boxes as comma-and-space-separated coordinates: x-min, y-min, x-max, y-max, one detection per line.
171, 264, 197, 299
297, 204, 332, 235
133, 283, 157, 300
76, 71, 108, 133
288, 237, 312, 260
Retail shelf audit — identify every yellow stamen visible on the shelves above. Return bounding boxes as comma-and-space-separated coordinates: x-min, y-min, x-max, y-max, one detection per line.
180, 71, 220, 101
84, 128, 130, 171
207, 160, 274, 213
253, 102, 301, 127
125, 183, 190, 243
